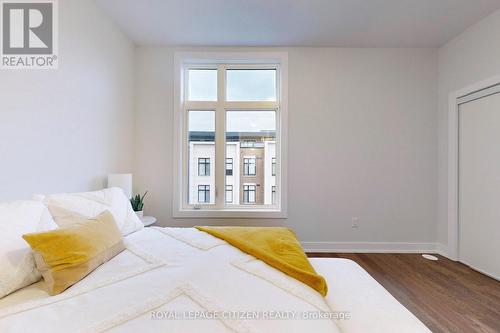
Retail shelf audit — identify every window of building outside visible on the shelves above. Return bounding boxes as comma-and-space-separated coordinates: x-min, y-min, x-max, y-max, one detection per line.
225, 185, 233, 203
243, 184, 256, 203
243, 157, 256, 176
226, 158, 233, 176
198, 185, 210, 203
198, 158, 210, 176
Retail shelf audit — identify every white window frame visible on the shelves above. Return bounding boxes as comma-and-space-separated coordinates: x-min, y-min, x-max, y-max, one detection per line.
272, 185, 277, 205
173, 52, 288, 218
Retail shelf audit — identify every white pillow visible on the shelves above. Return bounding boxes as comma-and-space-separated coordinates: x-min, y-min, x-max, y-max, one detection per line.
0, 201, 58, 298
36, 188, 143, 236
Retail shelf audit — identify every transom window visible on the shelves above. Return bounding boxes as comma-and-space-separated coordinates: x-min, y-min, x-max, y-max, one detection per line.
174, 53, 287, 218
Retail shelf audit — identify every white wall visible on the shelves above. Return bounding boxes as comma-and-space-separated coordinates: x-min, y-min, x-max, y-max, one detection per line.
189, 143, 215, 204
437, 8, 500, 249
135, 46, 438, 245
0, 0, 135, 200
264, 142, 276, 205
226, 142, 240, 205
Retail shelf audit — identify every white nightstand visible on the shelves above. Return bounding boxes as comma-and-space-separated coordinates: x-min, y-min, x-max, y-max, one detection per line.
140, 216, 157, 227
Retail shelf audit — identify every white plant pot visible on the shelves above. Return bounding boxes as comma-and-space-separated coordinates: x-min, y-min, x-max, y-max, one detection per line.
135, 211, 144, 219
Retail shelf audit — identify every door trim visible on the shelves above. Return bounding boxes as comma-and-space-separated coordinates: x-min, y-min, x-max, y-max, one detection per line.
448, 74, 500, 260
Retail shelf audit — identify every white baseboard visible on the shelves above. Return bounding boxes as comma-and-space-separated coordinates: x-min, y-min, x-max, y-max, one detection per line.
435, 243, 451, 259
459, 258, 500, 281
302, 241, 441, 254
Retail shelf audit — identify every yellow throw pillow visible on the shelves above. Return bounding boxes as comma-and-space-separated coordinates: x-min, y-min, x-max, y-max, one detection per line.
22, 210, 125, 295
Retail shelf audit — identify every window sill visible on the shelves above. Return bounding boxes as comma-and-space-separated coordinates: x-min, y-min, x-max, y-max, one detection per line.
172, 208, 287, 219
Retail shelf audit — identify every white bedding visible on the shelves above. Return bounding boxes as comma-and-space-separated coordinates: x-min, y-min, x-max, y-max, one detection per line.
0, 227, 430, 333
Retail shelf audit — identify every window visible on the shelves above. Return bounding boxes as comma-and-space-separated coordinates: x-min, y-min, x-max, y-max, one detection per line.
243, 157, 256, 176
198, 185, 210, 203
188, 69, 217, 101
243, 185, 256, 203
226, 69, 276, 101
272, 186, 276, 205
225, 185, 233, 203
226, 158, 233, 176
198, 158, 210, 176
174, 52, 287, 218
188, 111, 214, 205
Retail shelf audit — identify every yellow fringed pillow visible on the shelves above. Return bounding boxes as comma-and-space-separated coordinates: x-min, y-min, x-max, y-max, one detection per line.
22, 210, 125, 295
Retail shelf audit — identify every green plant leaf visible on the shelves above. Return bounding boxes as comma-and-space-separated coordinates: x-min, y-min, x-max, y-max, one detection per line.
130, 191, 147, 211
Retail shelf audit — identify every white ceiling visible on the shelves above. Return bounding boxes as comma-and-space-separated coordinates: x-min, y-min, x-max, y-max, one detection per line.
95, 0, 500, 47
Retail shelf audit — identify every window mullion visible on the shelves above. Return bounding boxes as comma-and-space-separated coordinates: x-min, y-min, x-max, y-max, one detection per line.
224, 101, 278, 110
214, 65, 226, 208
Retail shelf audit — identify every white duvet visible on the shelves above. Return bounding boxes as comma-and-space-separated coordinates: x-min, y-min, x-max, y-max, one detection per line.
0, 227, 430, 333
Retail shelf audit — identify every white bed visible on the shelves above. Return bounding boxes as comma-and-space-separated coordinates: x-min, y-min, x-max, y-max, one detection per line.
0, 227, 430, 333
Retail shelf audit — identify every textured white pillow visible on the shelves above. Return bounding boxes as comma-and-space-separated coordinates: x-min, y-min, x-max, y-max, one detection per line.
0, 201, 58, 298
36, 188, 143, 236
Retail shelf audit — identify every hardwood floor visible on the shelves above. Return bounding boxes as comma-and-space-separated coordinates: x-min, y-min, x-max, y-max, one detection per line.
307, 253, 500, 333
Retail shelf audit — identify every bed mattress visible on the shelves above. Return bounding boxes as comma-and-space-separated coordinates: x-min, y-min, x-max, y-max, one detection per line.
0, 227, 430, 332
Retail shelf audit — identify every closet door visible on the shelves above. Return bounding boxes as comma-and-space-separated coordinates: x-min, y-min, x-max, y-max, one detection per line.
459, 90, 500, 280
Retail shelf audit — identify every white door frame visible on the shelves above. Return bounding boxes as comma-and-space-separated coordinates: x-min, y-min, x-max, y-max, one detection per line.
447, 74, 500, 260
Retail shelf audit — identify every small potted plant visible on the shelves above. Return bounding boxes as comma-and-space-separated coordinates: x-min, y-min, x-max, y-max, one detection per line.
130, 191, 148, 218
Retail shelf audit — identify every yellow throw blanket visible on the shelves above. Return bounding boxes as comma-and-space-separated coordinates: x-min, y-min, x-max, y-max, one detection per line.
195, 226, 328, 296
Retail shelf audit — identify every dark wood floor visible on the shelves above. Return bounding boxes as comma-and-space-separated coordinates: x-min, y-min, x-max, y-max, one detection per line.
307, 253, 500, 333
